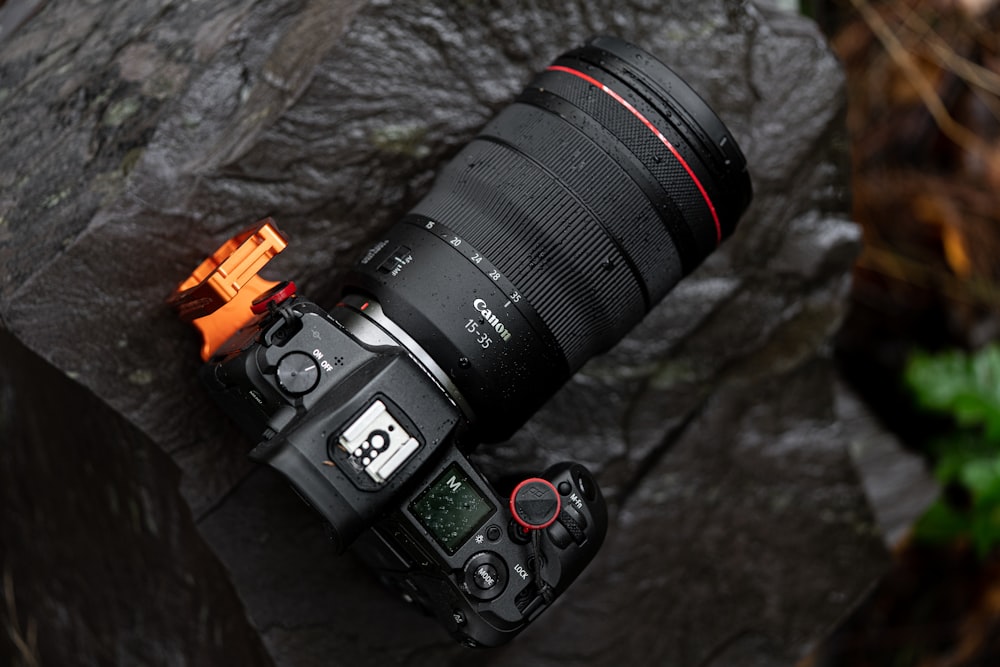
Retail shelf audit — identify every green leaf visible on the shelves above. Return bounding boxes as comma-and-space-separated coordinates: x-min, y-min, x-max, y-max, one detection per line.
971, 500, 1000, 558
961, 460, 993, 494
914, 500, 971, 545
907, 345, 1000, 557
905, 344, 1000, 441
928, 432, 994, 482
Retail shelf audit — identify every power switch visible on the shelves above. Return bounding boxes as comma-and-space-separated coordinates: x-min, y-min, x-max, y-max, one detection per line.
276, 352, 320, 396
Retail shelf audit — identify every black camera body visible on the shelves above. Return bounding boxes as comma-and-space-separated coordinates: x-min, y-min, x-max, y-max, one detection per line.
173, 35, 752, 648
201, 291, 607, 647
355, 458, 606, 648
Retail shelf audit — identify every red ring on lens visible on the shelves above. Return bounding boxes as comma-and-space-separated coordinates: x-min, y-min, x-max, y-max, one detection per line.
546, 65, 722, 245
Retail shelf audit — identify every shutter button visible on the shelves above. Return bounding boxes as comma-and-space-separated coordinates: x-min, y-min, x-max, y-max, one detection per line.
510, 478, 561, 531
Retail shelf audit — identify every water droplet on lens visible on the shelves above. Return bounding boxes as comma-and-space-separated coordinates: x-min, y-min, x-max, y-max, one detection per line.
458, 357, 471, 369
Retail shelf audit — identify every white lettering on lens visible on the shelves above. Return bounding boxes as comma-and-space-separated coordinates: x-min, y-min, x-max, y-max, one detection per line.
446, 476, 461, 492
472, 299, 512, 342
360, 239, 389, 265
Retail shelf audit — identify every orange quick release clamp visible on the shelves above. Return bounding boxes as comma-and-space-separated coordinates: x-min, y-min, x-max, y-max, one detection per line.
167, 219, 294, 361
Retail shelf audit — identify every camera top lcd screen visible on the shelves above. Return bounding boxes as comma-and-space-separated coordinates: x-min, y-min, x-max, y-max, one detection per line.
409, 463, 496, 555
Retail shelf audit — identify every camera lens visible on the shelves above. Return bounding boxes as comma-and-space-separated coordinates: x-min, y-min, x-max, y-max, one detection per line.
346, 36, 752, 440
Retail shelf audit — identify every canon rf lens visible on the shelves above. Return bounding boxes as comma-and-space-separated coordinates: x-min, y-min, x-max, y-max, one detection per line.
346, 36, 753, 440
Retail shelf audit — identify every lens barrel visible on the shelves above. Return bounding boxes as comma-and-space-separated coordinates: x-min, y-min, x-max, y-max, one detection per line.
346, 36, 752, 440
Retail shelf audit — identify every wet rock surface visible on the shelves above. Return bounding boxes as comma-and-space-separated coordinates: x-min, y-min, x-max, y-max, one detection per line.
0, 329, 273, 667
1, 1, 889, 665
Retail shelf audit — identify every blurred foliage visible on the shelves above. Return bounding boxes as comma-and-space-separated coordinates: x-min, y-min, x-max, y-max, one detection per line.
809, 2, 1000, 664
907, 345, 1000, 556
834, 0, 1000, 346
908, 345, 1000, 436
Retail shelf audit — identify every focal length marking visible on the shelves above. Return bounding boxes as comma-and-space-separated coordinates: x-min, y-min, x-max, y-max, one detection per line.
411, 216, 526, 349
399, 214, 571, 374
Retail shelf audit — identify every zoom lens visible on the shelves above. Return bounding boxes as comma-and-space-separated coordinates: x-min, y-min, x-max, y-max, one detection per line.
346, 36, 752, 440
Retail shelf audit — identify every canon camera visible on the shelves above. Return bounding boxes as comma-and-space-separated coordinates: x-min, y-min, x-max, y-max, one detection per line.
170, 36, 752, 647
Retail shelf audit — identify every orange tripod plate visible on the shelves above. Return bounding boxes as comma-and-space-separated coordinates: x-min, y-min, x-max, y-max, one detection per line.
168, 219, 288, 360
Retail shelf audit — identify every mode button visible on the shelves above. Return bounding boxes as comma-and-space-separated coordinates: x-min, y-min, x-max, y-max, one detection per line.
463, 552, 508, 601
473, 563, 499, 590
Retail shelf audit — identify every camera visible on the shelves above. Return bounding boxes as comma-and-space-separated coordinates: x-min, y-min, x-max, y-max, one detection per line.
169, 36, 752, 647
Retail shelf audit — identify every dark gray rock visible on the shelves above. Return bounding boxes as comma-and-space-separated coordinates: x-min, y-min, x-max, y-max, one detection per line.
0, 0, 888, 665
836, 382, 938, 550
0, 329, 273, 667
